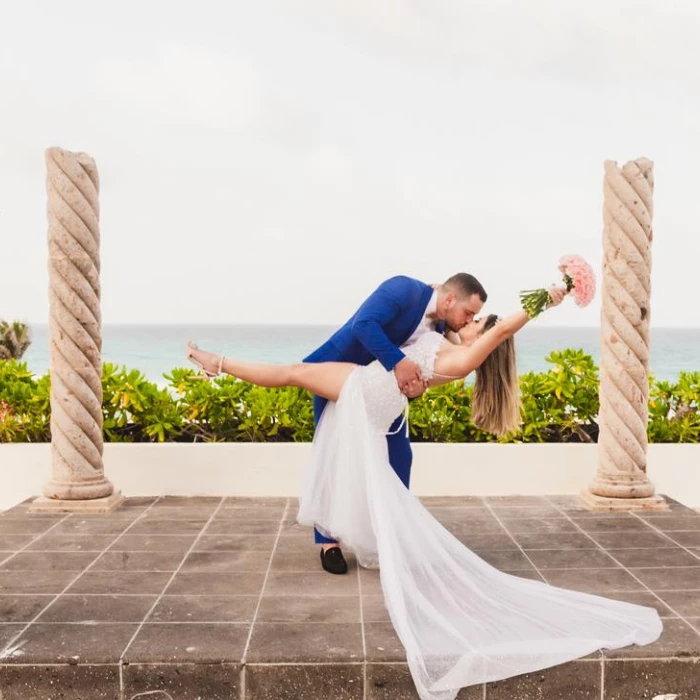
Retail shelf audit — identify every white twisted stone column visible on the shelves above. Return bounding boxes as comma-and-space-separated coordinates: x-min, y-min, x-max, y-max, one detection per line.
31, 147, 123, 512
581, 158, 667, 512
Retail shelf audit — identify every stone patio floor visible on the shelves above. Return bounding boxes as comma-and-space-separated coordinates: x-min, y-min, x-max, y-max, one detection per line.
1, 494, 699, 700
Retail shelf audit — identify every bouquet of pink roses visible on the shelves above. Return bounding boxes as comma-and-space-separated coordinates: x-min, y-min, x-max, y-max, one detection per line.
520, 255, 596, 318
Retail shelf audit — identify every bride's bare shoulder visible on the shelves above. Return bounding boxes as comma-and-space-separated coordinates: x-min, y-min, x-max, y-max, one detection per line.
435, 339, 461, 358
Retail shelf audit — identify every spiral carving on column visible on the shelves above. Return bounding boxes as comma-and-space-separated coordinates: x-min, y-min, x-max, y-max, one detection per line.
45, 147, 112, 500
593, 158, 655, 498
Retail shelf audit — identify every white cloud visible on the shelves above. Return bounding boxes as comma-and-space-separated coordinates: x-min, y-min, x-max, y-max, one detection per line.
1, 1, 698, 328
296, 0, 700, 85
91, 44, 260, 130
305, 143, 354, 191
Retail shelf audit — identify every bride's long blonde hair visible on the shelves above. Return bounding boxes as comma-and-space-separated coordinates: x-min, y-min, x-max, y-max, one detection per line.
470, 314, 521, 437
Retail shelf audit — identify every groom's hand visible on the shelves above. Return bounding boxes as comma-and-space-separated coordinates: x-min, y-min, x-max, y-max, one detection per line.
404, 378, 428, 398
394, 359, 425, 397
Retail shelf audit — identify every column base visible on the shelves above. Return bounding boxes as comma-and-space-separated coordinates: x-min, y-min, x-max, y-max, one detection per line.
28, 491, 126, 514
579, 489, 670, 512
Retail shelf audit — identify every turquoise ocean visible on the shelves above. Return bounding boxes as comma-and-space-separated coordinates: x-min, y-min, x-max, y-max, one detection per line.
20, 325, 700, 385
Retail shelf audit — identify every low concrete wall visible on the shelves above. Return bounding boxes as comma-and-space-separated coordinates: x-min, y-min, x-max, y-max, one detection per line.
1, 443, 698, 511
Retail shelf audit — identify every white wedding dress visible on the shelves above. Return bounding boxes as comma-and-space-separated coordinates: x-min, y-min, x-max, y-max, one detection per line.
296, 331, 662, 700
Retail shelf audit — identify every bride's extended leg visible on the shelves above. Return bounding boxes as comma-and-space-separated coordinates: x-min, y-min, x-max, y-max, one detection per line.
185, 342, 355, 402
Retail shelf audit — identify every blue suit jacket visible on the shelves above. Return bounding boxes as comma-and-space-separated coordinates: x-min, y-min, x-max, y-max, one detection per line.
304, 276, 440, 370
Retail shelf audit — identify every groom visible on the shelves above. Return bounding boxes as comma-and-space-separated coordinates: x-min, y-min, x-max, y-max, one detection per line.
303, 273, 487, 574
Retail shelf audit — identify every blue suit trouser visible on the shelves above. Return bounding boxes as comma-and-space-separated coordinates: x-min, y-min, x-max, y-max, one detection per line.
312, 393, 412, 544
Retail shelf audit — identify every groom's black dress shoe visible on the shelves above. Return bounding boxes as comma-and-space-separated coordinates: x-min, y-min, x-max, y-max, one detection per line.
320, 546, 348, 574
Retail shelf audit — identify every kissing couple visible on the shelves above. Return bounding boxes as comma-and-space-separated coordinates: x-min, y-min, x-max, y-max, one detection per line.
186, 270, 661, 700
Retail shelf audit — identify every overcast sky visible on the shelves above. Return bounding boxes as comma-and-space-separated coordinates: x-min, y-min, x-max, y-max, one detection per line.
1, 0, 699, 328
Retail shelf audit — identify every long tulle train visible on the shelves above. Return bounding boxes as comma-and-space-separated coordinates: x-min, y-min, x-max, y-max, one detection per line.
297, 370, 662, 700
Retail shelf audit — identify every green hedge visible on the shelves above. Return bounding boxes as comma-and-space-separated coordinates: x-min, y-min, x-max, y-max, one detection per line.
0, 349, 698, 443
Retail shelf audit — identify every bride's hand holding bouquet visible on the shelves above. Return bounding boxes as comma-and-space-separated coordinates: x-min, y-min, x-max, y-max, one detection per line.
520, 254, 596, 318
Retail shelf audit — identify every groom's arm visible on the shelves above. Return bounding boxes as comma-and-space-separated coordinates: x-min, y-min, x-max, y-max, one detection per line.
350, 278, 409, 372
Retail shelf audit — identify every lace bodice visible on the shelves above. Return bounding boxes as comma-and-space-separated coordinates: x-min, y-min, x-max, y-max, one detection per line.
348, 331, 447, 433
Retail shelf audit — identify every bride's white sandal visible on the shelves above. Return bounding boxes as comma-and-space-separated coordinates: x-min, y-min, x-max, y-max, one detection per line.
185, 341, 225, 379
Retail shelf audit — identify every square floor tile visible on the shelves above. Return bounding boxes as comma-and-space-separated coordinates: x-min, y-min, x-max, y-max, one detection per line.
541, 568, 645, 594
205, 520, 281, 535
155, 496, 221, 507
66, 571, 172, 595
0, 551, 97, 571
666, 531, 700, 547
501, 568, 546, 582
603, 618, 700, 658
37, 594, 157, 623
607, 547, 700, 568
3, 622, 137, 664
126, 519, 208, 536
194, 534, 277, 552
358, 570, 383, 595
245, 621, 363, 663
141, 506, 217, 519
149, 595, 259, 623
264, 571, 359, 597
223, 497, 288, 507
271, 550, 335, 572
90, 550, 185, 571
510, 532, 597, 549
0, 595, 54, 622
364, 622, 405, 661
591, 532, 678, 549
275, 534, 320, 553
0, 534, 35, 550
108, 534, 196, 552
362, 595, 391, 623
501, 518, 579, 535
463, 549, 536, 570
165, 572, 265, 596
628, 566, 700, 591
639, 516, 700, 531
27, 533, 116, 552
484, 496, 550, 506
570, 516, 651, 533
490, 506, 565, 519
256, 595, 361, 623
0, 519, 62, 535
124, 622, 250, 663
523, 548, 620, 569
214, 506, 286, 520
0, 623, 26, 650
657, 590, 700, 618
0, 570, 78, 594
180, 550, 271, 573
421, 496, 486, 507
50, 518, 132, 536
597, 591, 678, 619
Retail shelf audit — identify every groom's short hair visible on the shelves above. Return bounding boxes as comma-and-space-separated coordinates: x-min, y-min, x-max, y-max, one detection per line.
444, 273, 487, 302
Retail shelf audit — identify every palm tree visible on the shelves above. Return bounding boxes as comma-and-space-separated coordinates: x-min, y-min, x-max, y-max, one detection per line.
0, 320, 32, 360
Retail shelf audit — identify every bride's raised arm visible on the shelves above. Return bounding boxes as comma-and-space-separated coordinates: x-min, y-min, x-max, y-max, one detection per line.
434, 286, 567, 381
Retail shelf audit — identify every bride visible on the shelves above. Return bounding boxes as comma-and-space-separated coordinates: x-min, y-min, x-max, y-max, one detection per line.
185, 290, 662, 700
